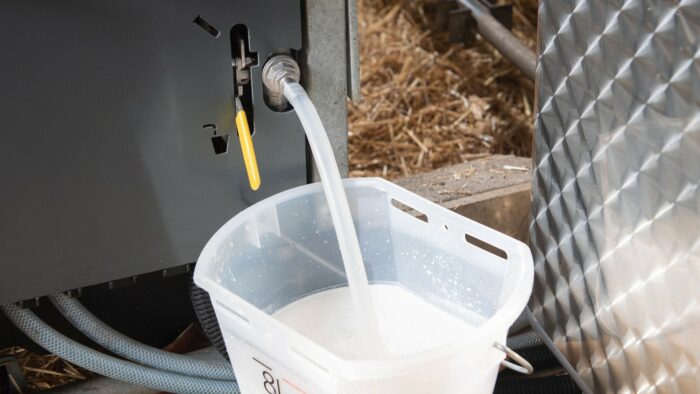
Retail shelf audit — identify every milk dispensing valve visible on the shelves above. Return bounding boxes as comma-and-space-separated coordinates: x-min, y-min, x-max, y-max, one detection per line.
235, 53, 301, 191
231, 26, 261, 191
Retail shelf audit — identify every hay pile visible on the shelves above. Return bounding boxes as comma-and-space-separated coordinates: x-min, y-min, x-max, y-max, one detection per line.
0, 347, 90, 390
348, 0, 537, 179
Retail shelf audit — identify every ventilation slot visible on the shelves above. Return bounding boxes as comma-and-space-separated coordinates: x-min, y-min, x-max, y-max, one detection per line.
211, 135, 229, 155
465, 234, 508, 260
193, 15, 220, 38
390, 198, 428, 223
203, 124, 229, 155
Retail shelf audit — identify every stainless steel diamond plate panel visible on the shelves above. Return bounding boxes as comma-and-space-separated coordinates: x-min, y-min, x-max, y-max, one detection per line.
530, 1, 700, 393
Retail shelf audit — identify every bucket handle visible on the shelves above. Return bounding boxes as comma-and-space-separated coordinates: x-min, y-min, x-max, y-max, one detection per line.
493, 342, 533, 375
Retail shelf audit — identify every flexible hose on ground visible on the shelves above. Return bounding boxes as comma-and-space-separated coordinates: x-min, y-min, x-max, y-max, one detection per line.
1, 304, 239, 394
49, 293, 235, 381
506, 330, 542, 350
189, 276, 229, 361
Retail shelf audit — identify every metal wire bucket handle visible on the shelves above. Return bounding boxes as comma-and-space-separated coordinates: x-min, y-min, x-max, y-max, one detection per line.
493, 342, 533, 375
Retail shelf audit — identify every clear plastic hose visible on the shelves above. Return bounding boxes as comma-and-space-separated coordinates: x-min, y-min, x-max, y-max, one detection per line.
283, 81, 383, 355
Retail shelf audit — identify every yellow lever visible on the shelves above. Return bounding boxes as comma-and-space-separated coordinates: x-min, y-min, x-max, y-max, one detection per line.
234, 98, 260, 190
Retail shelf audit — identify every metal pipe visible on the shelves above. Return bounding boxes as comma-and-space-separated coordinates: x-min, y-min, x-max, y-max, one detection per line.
457, 0, 536, 80
526, 307, 593, 394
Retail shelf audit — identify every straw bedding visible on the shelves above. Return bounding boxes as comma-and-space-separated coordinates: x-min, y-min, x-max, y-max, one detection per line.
348, 0, 537, 179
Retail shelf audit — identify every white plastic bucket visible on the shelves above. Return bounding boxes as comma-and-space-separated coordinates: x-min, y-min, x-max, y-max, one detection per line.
194, 178, 533, 394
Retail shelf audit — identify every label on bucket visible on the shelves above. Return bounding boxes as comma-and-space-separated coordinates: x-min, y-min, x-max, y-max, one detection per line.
251, 356, 309, 394
226, 339, 321, 394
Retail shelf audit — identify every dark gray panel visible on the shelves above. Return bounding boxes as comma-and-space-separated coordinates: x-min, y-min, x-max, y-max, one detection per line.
0, 0, 307, 304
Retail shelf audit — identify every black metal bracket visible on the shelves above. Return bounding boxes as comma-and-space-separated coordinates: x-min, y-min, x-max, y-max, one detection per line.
108, 276, 138, 290
478, 0, 513, 30
431, 0, 513, 45
162, 263, 193, 278
63, 288, 83, 298
15, 298, 40, 309
448, 8, 477, 45
0, 355, 26, 394
433, 1, 459, 31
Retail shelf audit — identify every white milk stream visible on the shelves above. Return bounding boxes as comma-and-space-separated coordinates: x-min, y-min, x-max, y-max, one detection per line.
283, 81, 383, 355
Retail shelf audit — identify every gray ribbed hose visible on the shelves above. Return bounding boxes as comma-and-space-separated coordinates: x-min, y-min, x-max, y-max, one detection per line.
189, 277, 229, 361
506, 330, 542, 350
509, 308, 530, 333
1, 304, 239, 394
49, 293, 235, 381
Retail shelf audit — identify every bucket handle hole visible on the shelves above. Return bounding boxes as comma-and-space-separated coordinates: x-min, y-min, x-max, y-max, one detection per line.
390, 198, 428, 223
464, 233, 508, 260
